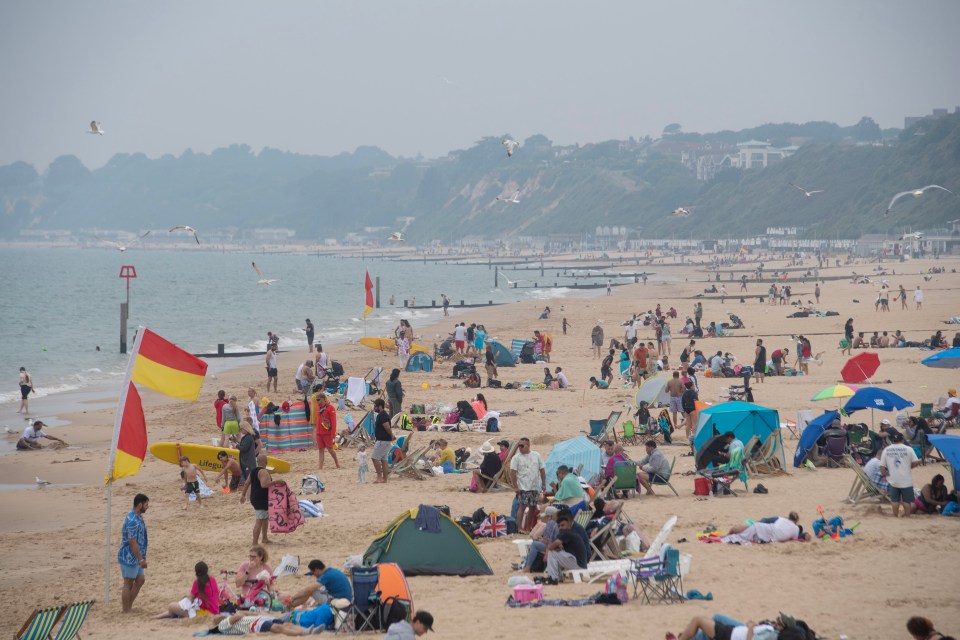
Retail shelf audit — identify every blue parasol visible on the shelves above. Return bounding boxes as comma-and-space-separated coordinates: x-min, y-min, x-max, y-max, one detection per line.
921, 348, 960, 369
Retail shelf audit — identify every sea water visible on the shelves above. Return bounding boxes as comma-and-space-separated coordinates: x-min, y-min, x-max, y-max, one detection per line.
0, 247, 593, 413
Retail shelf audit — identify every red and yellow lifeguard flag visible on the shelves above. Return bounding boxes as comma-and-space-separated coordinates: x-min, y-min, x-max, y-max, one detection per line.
131, 328, 208, 401
110, 382, 146, 481
364, 271, 374, 318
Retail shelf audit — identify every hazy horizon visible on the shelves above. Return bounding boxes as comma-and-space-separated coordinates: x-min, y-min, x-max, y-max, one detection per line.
3, 0, 959, 171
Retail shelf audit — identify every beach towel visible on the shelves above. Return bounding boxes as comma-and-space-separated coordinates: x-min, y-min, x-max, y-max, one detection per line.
299, 500, 326, 518
346, 377, 367, 407
414, 504, 442, 533
262, 401, 315, 452
268, 481, 304, 534
188, 478, 216, 501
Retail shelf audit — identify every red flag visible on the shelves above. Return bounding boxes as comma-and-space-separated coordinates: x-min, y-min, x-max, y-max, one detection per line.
108, 382, 146, 481
364, 271, 374, 318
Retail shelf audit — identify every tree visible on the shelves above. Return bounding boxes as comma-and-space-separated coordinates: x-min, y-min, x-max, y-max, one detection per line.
663, 123, 682, 136
851, 116, 881, 142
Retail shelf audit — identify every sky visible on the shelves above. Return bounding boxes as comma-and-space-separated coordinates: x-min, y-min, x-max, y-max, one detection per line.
2, 0, 959, 171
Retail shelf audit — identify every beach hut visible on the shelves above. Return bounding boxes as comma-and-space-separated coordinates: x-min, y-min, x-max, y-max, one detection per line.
363, 505, 493, 576
545, 435, 602, 485
261, 400, 315, 452
488, 340, 516, 367
635, 376, 671, 407
405, 352, 434, 373
693, 401, 784, 467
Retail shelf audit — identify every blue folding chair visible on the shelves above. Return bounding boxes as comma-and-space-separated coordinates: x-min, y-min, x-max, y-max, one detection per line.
15, 605, 64, 640
337, 566, 380, 634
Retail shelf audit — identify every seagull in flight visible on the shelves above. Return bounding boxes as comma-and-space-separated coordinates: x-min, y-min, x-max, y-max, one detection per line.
790, 183, 824, 197
251, 262, 278, 285
501, 139, 519, 157
387, 232, 405, 242
500, 274, 528, 287
496, 189, 521, 204
885, 185, 954, 215
671, 207, 692, 217
88, 121, 104, 135
94, 230, 150, 252
36, 476, 51, 486
899, 232, 924, 241
169, 225, 200, 244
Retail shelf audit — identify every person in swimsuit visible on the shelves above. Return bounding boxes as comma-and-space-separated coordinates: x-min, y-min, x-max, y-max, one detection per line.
18, 366, 33, 414
179, 456, 208, 509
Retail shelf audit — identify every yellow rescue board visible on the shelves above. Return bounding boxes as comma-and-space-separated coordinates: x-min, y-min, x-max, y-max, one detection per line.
148, 442, 291, 474
358, 336, 428, 354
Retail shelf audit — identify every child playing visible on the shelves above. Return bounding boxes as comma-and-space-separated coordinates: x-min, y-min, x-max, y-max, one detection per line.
214, 450, 243, 493
355, 443, 369, 483
180, 455, 209, 509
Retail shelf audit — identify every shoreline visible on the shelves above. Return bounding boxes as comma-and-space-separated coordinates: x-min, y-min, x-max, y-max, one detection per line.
2, 253, 959, 639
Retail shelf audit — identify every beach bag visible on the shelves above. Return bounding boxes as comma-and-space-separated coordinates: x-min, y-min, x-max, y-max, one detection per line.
487, 379, 502, 388
444, 411, 461, 425
300, 474, 325, 495
330, 361, 345, 376
486, 417, 500, 432
605, 573, 629, 603
475, 512, 509, 537
694, 477, 711, 496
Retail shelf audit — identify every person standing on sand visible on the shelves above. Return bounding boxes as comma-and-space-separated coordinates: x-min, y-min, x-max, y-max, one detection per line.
247, 388, 260, 434
305, 319, 315, 353
484, 345, 498, 384
265, 344, 279, 393
18, 366, 33, 414
562, 318, 570, 335
591, 323, 604, 358
666, 371, 685, 430
119, 493, 149, 613
241, 454, 278, 545
371, 398, 394, 484
313, 393, 340, 470
914, 285, 924, 310
386, 368, 404, 417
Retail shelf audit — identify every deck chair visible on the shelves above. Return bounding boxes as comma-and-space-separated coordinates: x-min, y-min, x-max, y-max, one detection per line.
337, 413, 372, 449
477, 441, 519, 491
15, 606, 64, 640
335, 566, 380, 634
587, 504, 623, 561
843, 454, 892, 505
582, 411, 622, 444
649, 456, 680, 496
389, 444, 432, 480
620, 420, 639, 446
573, 508, 593, 530
610, 461, 639, 498
698, 447, 748, 495
50, 600, 95, 640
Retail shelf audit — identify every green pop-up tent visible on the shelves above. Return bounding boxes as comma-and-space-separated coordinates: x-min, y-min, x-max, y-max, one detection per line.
363, 505, 493, 576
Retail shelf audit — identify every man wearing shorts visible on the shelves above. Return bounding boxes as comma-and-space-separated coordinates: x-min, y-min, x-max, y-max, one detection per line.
371, 398, 394, 483
880, 431, 920, 518
509, 437, 546, 532
265, 344, 279, 392
453, 322, 467, 355
118, 493, 149, 613
215, 451, 243, 492
314, 393, 340, 470
241, 454, 277, 546
665, 371, 685, 430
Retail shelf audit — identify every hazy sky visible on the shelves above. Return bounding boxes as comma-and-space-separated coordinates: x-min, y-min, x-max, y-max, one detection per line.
2, 1, 959, 171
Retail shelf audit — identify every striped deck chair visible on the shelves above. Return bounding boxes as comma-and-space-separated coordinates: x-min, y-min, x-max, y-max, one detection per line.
478, 441, 519, 491
15, 606, 64, 640
389, 445, 432, 480
51, 600, 95, 640
748, 436, 785, 475
843, 454, 892, 505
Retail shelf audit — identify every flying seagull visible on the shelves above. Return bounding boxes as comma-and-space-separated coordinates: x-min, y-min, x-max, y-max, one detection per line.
88, 121, 104, 135
671, 207, 692, 217
251, 262, 278, 285
500, 274, 528, 287
169, 225, 200, 244
501, 139, 519, 157
496, 190, 521, 204
387, 232, 405, 242
790, 183, 824, 197
36, 476, 51, 486
898, 232, 924, 241
94, 230, 150, 252
885, 185, 954, 215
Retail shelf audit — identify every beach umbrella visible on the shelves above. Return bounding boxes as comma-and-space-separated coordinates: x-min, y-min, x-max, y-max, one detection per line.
928, 434, 960, 492
842, 387, 914, 430
811, 384, 858, 402
840, 352, 880, 383
921, 347, 960, 369
793, 410, 841, 468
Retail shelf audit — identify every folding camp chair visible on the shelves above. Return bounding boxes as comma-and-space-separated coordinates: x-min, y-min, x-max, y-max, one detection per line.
610, 461, 638, 498
582, 411, 622, 445
698, 447, 748, 495
50, 600, 95, 640
630, 547, 684, 604
620, 420, 639, 446
649, 456, 680, 496
824, 434, 848, 468
335, 566, 380, 634
15, 605, 64, 640
843, 454, 893, 505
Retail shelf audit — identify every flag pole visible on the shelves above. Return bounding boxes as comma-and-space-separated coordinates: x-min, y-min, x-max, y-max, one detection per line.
104, 326, 145, 604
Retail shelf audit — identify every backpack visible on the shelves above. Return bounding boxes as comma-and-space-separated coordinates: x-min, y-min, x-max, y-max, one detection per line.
300, 475, 325, 495
330, 361, 345, 377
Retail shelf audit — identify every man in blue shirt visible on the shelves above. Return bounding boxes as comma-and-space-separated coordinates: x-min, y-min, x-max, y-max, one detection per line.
287, 560, 352, 609
118, 493, 149, 613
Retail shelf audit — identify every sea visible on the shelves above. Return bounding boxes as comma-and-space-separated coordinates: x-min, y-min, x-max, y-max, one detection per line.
0, 246, 630, 438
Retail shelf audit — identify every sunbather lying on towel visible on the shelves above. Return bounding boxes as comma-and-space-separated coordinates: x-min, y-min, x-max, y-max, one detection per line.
215, 612, 309, 635
667, 612, 815, 640
722, 512, 809, 544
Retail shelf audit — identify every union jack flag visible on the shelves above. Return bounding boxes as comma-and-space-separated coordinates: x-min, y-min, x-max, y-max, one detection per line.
475, 512, 508, 537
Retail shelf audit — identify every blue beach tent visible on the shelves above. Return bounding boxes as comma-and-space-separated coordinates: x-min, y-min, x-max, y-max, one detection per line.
693, 401, 784, 467
545, 436, 601, 486
928, 434, 960, 492
405, 352, 434, 373
489, 340, 516, 367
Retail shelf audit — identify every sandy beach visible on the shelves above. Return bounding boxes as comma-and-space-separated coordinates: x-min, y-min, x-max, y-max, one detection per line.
3, 252, 959, 640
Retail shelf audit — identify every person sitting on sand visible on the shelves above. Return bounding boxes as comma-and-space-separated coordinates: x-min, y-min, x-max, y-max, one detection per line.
723, 511, 809, 543
542, 367, 554, 386
429, 439, 456, 472
589, 376, 609, 389
456, 400, 478, 423
914, 474, 954, 515
554, 367, 569, 389
155, 561, 219, 619
16, 420, 66, 451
